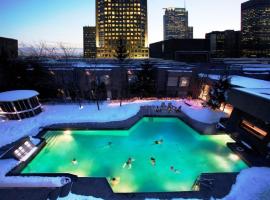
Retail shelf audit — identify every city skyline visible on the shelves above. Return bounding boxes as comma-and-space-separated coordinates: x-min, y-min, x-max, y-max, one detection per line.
0, 0, 246, 47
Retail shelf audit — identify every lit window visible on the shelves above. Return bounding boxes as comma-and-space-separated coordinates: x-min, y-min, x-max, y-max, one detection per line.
179, 77, 189, 87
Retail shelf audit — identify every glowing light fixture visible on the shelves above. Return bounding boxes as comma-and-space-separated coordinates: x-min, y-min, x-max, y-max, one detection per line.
229, 153, 239, 161
64, 130, 71, 135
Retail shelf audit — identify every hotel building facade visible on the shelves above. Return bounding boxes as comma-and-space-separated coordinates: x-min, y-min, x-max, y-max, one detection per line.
96, 0, 149, 58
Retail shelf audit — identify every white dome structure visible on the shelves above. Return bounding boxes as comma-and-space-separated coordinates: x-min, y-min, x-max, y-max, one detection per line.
0, 90, 42, 120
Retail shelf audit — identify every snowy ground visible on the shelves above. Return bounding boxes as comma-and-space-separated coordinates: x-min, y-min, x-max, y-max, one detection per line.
0, 99, 226, 148
0, 159, 68, 187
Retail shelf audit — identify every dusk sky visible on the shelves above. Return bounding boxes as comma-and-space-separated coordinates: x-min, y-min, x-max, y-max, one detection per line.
0, 0, 246, 47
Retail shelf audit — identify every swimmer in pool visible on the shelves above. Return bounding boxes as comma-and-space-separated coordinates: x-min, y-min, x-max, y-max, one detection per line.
170, 166, 180, 173
154, 139, 163, 145
122, 157, 135, 169
72, 158, 78, 165
110, 177, 120, 186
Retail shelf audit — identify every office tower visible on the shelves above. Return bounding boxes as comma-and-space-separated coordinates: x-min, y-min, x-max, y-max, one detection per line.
96, 0, 149, 59
206, 30, 241, 58
149, 39, 210, 62
241, 0, 270, 57
83, 26, 96, 58
163, 8, 193, 40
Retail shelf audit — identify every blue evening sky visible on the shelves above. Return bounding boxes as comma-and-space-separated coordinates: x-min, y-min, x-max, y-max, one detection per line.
0, 0, 246, 47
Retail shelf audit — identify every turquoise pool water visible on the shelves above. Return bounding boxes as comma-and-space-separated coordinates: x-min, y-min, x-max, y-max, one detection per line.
22, 117, 247, 193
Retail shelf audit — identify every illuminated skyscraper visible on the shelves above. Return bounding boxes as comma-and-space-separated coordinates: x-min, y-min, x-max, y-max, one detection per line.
163, 8, 193, 40
83, 26, 96, 58
241, 0, 270, 57
96, 0, 149, 58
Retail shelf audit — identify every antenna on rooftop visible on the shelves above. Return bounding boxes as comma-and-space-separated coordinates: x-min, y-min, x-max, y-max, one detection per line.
184, 0, 186, 9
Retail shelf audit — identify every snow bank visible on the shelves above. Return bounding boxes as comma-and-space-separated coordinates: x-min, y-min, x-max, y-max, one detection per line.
0, 159, 68, 187
58, 193, 103, 200
180, 103, 227, 124
236, 88, 270, 101
230, 76, 270, 89
223, 167, 270, 200
199, 74, 270, 89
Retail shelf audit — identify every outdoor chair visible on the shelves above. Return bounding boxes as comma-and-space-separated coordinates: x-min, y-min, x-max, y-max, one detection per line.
160, 102, 167, 111
167, 102, 173, 113
155, 106, 161, 112
175, 106, 182, 113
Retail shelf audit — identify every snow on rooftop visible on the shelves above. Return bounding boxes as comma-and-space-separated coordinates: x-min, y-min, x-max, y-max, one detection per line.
199, 74, 270, 89
244, 72, 269, 75
243, 67, 270, 72
230, 76, 270, 89
72, 62, 118, 68
198, 74, 221, 81
168, 70, 193, 73
0, 90, 39, 102
236, 88, 270, 101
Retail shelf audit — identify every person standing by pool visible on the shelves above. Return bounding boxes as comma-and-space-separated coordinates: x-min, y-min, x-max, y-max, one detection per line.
122, 157, 135, 169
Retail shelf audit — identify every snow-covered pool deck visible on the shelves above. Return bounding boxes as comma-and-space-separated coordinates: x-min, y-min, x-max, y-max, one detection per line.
1, 100, 270, 200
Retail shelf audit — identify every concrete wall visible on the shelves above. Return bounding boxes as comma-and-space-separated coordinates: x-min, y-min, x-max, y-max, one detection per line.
228, 89, 270, 122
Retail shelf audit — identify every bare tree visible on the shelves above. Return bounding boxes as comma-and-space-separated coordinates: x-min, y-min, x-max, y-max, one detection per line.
91, 58, 101, 110
19, 41, 50, 59
59, 42, 76, 62
58, 42, 81, 106
44, 46, 58, 59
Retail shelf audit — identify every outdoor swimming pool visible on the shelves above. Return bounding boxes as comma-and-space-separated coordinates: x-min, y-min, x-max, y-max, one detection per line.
22, 117, 247, 193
